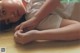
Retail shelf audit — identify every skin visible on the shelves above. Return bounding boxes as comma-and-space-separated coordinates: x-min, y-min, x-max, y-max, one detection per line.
14, 0, 80, 45
0, 0, 27, 24
15, 0, 61, 31
14, 19, 80, 44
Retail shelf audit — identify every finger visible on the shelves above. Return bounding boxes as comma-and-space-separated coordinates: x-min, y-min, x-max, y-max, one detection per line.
14, 31, 18, 37
15, 25, 21, 31
14, 31, 24, 44
14, 30, 21, 38
14, 30, 23, 39
14, 32, 19, 43
19, 25, 24, 30
17, 30, 24, 37
19, 25, 28, 32
19, 22, 27, 30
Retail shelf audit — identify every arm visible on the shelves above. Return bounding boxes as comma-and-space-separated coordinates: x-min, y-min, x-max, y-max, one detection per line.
33, 0, 61, 23
15, 0, 61, 31
35, 19, 80, 41
14, 19, 80, 45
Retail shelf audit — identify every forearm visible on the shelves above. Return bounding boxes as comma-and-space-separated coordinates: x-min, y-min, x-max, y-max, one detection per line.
35, 23, 80, 41
33, 0, 60, 23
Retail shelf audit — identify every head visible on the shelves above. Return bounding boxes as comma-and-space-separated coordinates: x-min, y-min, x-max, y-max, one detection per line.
0, 0, 27, 24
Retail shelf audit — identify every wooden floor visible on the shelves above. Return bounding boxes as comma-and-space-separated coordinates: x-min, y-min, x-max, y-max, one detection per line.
0, 31, 80, 53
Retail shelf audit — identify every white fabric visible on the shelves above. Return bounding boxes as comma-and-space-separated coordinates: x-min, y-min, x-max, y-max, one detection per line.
24, 0, 80, 30
25, 0, 62, 30
57, 2, 80, 22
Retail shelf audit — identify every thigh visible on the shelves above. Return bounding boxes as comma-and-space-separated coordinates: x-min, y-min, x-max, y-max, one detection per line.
60, 19, 80, 27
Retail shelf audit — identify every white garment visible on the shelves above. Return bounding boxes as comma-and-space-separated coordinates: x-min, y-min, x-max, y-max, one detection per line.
25, 0, 79, 30
57, 3, 80, 22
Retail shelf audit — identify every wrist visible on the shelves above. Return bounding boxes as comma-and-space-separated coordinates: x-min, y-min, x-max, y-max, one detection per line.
32, 16, 42, 24
29, 30, 39, 41
32, 30, 40, 40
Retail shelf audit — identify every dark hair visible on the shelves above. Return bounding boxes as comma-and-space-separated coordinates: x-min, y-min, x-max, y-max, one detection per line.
0, 14, 26, 32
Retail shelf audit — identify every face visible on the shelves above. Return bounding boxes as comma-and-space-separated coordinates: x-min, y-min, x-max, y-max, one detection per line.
0, 0, 27, 23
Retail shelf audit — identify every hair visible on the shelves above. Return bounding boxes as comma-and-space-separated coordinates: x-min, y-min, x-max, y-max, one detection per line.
0, 14, 26, 32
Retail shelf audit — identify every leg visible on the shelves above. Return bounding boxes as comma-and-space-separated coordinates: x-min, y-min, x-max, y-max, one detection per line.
35, 19, 80, 40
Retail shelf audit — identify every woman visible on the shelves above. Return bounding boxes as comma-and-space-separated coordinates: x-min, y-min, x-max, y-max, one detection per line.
0, 0, 80, 45
0, 0, 27, 31
14, 0, 80, 44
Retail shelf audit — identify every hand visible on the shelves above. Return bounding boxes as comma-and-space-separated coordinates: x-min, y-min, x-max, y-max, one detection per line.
14, 30, 38, 44
15, 18, 39, 32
